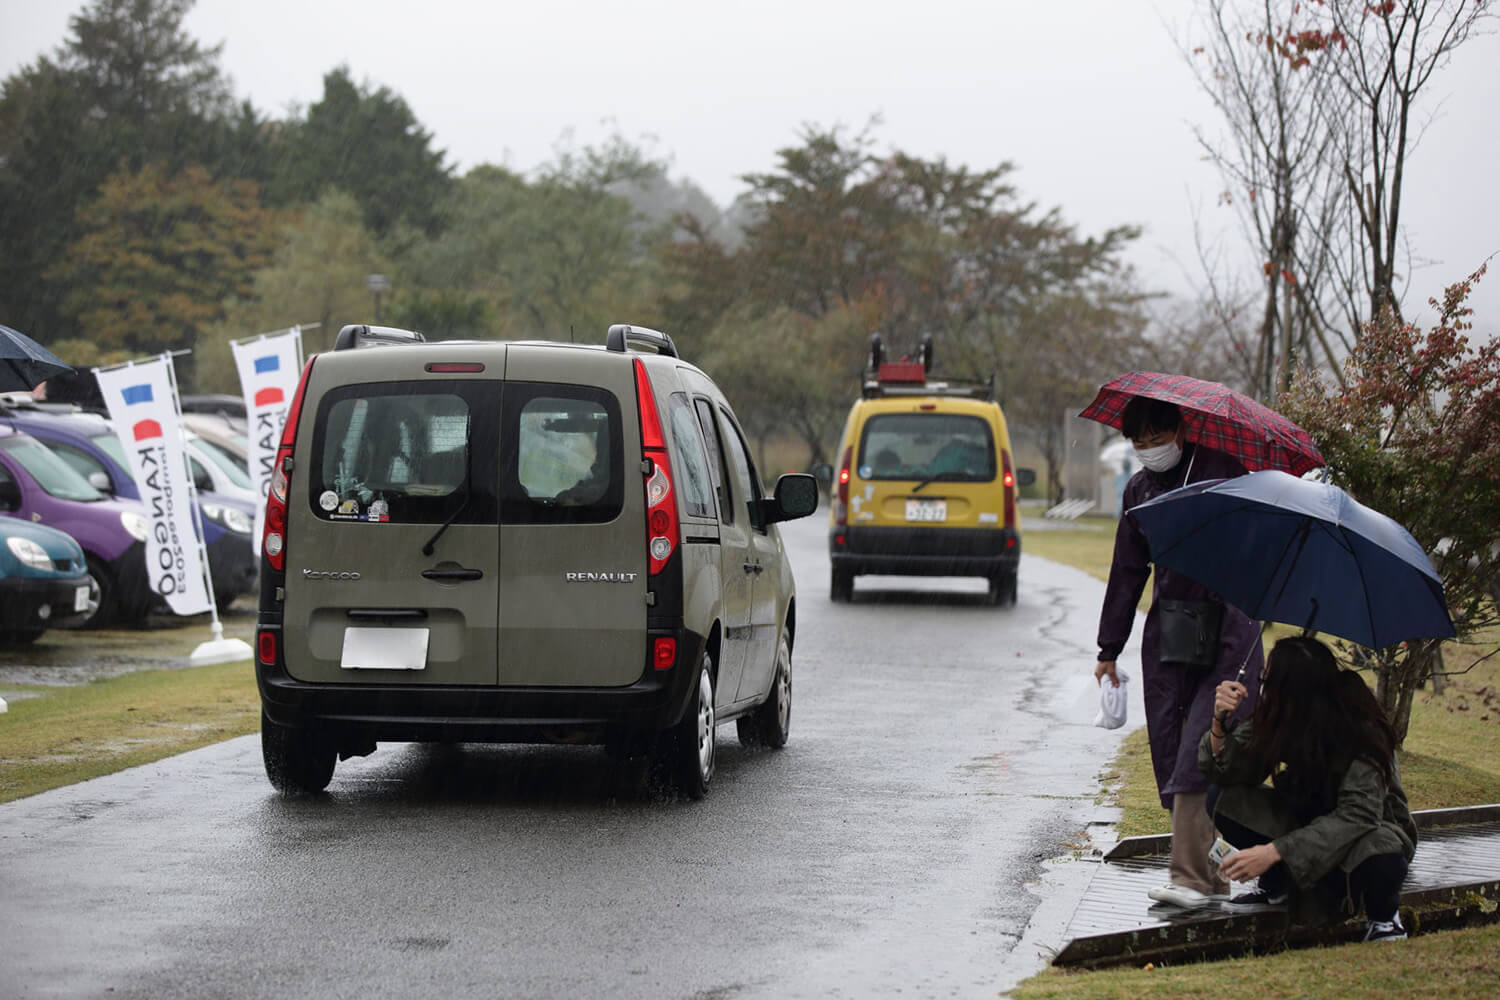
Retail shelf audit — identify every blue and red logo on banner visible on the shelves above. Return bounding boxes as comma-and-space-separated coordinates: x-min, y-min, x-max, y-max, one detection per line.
251, 355, 284, 407
121, 383, 162, 442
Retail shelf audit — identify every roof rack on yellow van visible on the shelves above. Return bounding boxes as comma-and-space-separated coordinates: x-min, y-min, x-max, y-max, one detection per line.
605, 323, 678, 358
860, 332, 994, 401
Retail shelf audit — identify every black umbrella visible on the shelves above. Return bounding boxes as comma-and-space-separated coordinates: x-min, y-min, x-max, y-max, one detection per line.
0, 324, 73, 393
1130, 471, 1455, 656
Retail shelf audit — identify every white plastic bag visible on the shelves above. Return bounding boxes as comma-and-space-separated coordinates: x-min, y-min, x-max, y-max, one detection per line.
1093, 668, 1130, 729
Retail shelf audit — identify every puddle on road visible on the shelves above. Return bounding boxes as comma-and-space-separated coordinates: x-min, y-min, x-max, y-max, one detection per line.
0, 603, 256, 691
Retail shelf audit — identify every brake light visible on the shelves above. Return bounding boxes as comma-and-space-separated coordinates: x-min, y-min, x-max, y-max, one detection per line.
1002, 449, 1017, 530
653, 636, 677, 670
635, 359, 678, 575
262, 356, 317, 573
833, 445, 853, 525
257, 629, 277, 665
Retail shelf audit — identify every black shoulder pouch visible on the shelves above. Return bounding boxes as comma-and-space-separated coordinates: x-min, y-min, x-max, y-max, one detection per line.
1157, 599, 1224, 669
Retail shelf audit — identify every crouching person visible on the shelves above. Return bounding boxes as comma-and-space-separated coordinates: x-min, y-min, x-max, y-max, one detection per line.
1200, 636, 1418, 941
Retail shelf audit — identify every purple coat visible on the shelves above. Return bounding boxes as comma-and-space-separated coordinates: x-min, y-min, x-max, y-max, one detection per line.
1097, 443, 1265, 809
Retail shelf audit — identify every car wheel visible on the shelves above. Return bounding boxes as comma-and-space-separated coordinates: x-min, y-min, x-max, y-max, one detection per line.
737, 633, 792, 749
658, 650, 715, 799
987, 572, 1018, 607
261, 711, 337, 794
830, 568, 853, 603
78, 556, 115, 629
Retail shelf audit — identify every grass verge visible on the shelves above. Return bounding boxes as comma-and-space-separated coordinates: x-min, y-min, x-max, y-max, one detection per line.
0, 660, 259, 804
1011, 920, 1500, 999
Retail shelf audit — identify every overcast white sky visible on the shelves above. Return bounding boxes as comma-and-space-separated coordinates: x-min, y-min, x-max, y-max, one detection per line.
3, 0, 1497, 323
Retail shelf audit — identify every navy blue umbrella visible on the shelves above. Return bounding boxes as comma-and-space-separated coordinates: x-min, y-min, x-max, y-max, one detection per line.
0, 324, 73, 392
1130, 470, 1454, 653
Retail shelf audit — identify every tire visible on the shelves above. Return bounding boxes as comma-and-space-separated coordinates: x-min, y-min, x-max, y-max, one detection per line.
657, 650, 716, 799
77, 556, 114, 629
737, 633, 792, 750
261, 711, 337, 794
830, 567, 853, 603
987, 572, 1018, 608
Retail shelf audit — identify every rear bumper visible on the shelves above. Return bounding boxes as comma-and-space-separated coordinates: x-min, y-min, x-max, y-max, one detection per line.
255, 624, 707, 749
830, 524, 1020, 577
0, 574, 92, 631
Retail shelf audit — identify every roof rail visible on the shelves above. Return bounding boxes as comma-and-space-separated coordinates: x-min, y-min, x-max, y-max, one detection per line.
605, 324, 678, 358
332, 325, 426, 351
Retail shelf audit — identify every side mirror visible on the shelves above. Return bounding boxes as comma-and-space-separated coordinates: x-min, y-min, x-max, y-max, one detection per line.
88, 471, 112, 493
762, 473, 819, 523
1015, 468, 1037, 488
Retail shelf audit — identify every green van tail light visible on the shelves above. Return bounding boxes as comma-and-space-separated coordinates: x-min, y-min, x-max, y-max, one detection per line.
256, 629, 277, 665
262, 356, 317, 573
652, 636, 677, 670
634, 358, 679, 575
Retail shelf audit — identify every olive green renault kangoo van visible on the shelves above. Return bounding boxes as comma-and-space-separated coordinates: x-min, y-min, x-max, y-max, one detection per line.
255, 324, 818, 798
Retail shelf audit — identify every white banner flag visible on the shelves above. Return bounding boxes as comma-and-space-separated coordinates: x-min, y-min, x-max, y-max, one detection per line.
231, 327, 303, 555
95, 357, 213, 616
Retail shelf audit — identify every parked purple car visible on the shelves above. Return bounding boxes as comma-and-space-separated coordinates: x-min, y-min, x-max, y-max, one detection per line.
0, 425, 152, 626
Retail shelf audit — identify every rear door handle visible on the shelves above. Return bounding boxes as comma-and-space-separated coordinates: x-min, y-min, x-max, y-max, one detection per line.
422, 567, 484, 581
743, 562, 764, 575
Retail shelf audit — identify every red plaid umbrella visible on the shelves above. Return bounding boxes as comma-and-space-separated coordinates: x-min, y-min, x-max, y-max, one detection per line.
1078, 371, 1324, 476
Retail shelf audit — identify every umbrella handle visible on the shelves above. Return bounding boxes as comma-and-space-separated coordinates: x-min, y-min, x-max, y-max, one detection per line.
1219, 636, 1263, 729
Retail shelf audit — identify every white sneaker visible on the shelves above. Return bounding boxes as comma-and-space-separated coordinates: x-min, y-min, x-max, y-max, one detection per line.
1147, 883, 1229, 908
1363, 914, 1407, 941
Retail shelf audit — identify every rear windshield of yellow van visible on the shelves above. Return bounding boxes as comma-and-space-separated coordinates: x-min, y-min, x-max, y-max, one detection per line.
857, 413, 996, 482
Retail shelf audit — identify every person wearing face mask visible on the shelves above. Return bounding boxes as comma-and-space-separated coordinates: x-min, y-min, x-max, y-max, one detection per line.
1093, 396, 1266, 910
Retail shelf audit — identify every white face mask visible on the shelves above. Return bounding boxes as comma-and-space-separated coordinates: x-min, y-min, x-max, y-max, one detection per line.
1136, 439, 1182, 472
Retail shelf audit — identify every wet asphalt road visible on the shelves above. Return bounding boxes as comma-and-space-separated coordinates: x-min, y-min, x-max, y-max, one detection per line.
0, 515, 1145, 999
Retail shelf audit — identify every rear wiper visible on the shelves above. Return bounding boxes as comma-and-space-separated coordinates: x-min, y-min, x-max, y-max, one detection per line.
422, 479, 470, 556
911, 471, 968, 493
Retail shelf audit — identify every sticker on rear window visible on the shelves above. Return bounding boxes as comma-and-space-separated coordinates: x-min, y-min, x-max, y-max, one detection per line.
319, 490, 339, 511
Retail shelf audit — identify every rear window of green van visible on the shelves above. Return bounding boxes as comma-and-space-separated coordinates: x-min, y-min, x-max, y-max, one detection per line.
499, 383, 623, 525
309, 384, 494, 525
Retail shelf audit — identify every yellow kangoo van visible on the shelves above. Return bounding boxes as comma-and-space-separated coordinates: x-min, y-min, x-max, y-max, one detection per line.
827, 334, 1033, 605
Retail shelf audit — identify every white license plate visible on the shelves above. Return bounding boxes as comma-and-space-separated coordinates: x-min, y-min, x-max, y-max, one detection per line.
73, 585, 90, 612
340, 627, 429, 670
905, 498, 947, 522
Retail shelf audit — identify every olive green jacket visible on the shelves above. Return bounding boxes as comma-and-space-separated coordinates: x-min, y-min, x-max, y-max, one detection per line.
1198, 723, 1417, 891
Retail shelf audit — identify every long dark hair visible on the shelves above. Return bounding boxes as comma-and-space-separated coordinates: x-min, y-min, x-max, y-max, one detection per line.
1247, 637, 1399, 820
